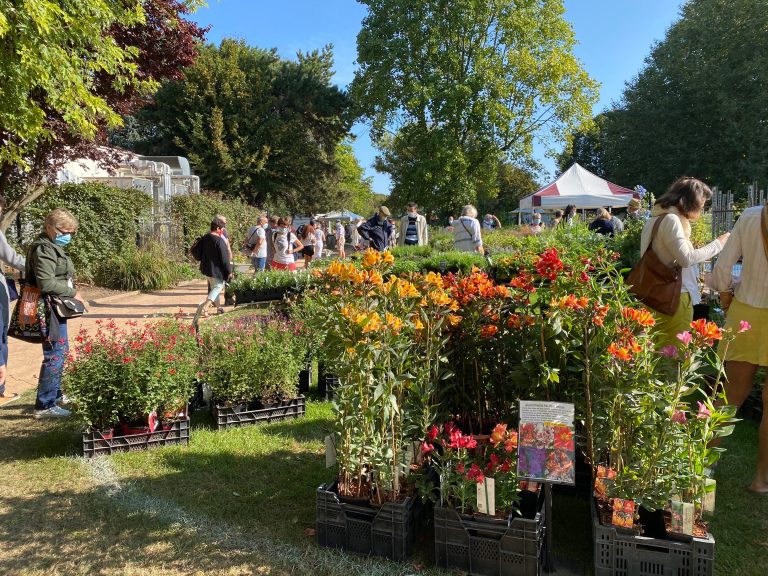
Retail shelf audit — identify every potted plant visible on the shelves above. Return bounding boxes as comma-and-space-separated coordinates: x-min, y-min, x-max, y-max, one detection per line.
226, 269, 315, 304
64, 319, 198, 456
198, 313, 307, 429
307, 250, 455, 560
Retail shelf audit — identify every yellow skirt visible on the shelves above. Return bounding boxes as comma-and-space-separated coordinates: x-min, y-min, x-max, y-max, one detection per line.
719, 299, 768, 366
643, 292, 693, 349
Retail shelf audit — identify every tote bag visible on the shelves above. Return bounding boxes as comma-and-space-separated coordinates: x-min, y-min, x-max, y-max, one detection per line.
626, 215, 682, 316
8, 285, 48, 342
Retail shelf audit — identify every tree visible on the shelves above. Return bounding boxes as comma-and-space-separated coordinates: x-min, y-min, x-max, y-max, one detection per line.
588, 0, 768, 197
557, 113, 608, 177
477, 162, 540, 218
122, 40, 353, 213
329, 141, 375, 216
0, 0, 207, 231
352, 0, 598, 213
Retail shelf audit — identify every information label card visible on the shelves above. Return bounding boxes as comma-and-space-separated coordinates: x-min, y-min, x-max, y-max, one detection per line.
517, 401, 576, 485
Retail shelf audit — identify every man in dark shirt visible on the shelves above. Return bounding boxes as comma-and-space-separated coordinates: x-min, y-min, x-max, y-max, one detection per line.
198, 216, 234, 317
358, 206, 395, 252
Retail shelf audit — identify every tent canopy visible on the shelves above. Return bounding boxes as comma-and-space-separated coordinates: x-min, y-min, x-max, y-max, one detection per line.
519, 163, 637, 210
318, 209, 364, 221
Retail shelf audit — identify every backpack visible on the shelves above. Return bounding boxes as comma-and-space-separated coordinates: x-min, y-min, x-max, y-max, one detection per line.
190, 235, 204, 262
242, 226, 259, 251
296, 224, 306, 238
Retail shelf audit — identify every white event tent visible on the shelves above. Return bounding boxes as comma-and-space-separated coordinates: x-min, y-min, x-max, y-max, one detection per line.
519, 163, 637, 210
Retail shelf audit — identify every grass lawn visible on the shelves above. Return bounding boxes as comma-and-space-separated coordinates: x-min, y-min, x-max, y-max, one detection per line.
1, 391, 766, 575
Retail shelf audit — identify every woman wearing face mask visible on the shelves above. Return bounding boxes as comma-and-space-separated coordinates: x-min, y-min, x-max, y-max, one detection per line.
530, 213, 545, 234
26, 208, 84, 418
270, 217, 303, 272
0, 196, 26, 404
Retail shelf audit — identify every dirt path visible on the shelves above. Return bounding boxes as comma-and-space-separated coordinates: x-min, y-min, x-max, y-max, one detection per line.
2, 279, 213, 401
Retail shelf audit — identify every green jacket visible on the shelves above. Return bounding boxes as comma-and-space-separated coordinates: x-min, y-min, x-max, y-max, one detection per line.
25, 235, 76, 297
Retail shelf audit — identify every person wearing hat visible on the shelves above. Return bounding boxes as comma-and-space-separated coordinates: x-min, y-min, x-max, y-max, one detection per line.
626, 197, 648, 221
358, 206, 395, 252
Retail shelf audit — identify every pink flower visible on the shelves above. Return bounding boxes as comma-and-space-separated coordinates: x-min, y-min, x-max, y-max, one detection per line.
659, 345, 679, 358
421, 441, 434, 454
427, 425, 439, 441
696, 401, 712, 419
676, 331, 692, 346
671, 410, 687, 424
739, 320, 752, 333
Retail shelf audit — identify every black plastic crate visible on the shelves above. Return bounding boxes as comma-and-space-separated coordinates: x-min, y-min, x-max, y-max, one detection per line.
82, 418, 190, 457
212, 396, 306, 430
316, 481, 422, 561
323, 374, 339, 401
434, 490, 546, 576
592, 499, 714, 576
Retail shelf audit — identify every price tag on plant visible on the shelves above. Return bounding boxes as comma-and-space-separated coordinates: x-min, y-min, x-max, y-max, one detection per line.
703, 478, 716, 513
670, 500, 694, 535
517, 401, 576, 485
476, 477, 495, 516
325, 435, 336, 468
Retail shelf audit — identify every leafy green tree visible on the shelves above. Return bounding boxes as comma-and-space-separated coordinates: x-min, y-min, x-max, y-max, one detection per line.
586, 0, 768, 197
328, 141, 375, 216
557, 113, 609, 177
352, 0, 598, 213
0, 0, 206, 231
477, 162, 540, 219
124, 39, 352, 213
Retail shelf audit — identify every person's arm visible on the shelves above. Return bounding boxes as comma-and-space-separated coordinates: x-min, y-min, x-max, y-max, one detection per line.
662, 216, 725, 267
0, 231, 24, 270
33, 244, 76, 297
423, 217, 429, 244
710, 220, 743, 306
357, 220, 372, 241
493, 215, 502, 229
471, 219, 483, 253
292, 234, 304, 252
218, 239, 233, 277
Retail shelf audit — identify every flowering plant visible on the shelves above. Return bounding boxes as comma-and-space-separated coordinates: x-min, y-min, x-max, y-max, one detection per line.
421, 422, 520, 515
64, 319, 198, 429
304, 249, 456, 502
198, 313, 305, 406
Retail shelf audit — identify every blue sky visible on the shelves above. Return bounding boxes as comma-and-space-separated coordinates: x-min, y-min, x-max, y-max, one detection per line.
189, 0, 686, 194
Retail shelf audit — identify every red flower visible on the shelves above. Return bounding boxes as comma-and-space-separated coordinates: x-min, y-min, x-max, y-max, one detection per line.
690, 319, 723, 344
427, 425, 439, 441
480, 324, 499, 338
500, 459, 512, 473
534, 248, 564, 281
421, 441, 435, 454
466, 463, 485, 484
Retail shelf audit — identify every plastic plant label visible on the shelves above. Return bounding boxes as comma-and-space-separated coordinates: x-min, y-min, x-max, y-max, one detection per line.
703, 478, 716, 513
518, 401, 576, 485
670, 500, 694, 535
477, 477, 496, 516
325, 435, 336, 468
611, 498, 635, 529
594, 465, 617, 499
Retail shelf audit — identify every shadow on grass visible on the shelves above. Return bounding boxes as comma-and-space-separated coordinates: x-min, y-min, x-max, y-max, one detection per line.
0, 397, 81, 461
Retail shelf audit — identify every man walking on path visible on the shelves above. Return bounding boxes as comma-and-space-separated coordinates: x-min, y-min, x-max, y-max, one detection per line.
246, 215, 268, 272
197, 216, 233, 317
398, 202, 429, 246
358, 207, 395, 252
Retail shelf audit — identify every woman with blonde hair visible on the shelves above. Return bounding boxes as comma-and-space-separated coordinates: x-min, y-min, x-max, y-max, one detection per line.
588, 208, 615, 237
27, 208, 84, 418
639, 177, 728, 346
453, 205, 484, 253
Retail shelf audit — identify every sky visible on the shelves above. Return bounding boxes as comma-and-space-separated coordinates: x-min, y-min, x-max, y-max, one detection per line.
189, 0, 687, 194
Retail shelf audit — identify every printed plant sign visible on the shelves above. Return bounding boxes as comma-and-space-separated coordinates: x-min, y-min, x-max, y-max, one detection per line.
612, 498, 635, 528
517, 401, 576, 485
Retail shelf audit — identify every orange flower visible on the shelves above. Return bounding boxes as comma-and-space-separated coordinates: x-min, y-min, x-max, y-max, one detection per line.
361, 312, 382, 333
396, 279, 420, 298
621, 307, 656, 327
507, 314, 523, 329
490, 423, 507, 446
381, 251, 394, 264
480, 325, 498, 338
593, 305, 610, 327
428, 289, 452, 306
385, 312, 403, 334
424, 271, 443, 287
362, 269, 384, 286
608, 342, 632, 361
447, 314, 462, 327
690, 319, 723, 343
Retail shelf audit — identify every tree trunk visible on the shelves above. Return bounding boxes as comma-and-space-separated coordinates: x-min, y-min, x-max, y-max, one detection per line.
0, 181, 47, 234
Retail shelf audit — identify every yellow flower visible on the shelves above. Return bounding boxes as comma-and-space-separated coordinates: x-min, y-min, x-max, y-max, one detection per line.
447, 314, 462, 326
340, 305, 357, 319
424, 271, 443, 287
396, 279, 420, 298
428, 289, 452, 307
385, 312, 403, 333
382, 251, 394, 264
362, 312, 382, 333
361, 249, 381, 268
345, 347, 356, 356
413, 317, 424, 330
362, 269, 384, 286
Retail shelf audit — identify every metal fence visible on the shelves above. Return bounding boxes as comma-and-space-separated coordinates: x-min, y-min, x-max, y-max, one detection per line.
710, 184, 766, 236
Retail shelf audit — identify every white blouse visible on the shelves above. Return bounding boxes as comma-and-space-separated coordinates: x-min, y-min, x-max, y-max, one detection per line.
639, 210, 723, 306
711, 206, 768, 308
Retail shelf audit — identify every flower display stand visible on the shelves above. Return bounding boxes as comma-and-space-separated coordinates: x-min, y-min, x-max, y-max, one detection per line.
433, 490, 546, 576
315, 481, 422, 561
592, 499, 714, 576
82, 417, 190, 457
212, 396, 306, 430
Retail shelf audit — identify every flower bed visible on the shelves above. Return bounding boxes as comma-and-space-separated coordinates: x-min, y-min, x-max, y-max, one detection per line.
315, 480, 423, 561
591, 499, 714, 576
212, 396, 306, 430
227, 270, 315, 305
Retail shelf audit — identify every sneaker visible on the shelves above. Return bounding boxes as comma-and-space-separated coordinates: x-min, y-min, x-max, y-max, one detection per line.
56, 395, 71, 407
33, 405, 71, 419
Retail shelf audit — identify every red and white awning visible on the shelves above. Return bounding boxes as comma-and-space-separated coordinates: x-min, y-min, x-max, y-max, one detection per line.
519, 163, 637, 210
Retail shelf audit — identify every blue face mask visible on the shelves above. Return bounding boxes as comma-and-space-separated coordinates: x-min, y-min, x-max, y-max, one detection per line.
54, 233, 72, 247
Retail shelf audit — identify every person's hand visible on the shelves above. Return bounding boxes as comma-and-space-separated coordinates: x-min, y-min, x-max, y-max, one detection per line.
717, 232, 730, 246
73, 292, 84, 303
719, 291, 733, 312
